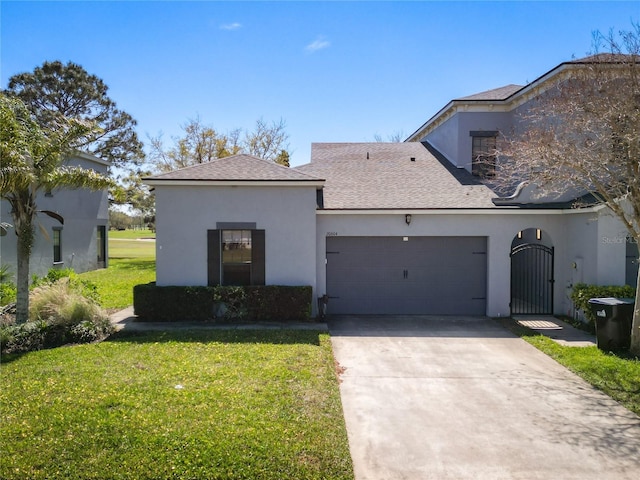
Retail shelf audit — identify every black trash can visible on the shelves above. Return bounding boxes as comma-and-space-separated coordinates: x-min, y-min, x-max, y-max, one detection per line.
587, 297, 634, 351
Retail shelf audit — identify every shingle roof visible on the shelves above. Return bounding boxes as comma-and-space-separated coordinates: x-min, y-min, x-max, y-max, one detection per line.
568, 53, 640, 64
145, 154, 323, 182
294, 143, 497, 209
457, 84, 524, 101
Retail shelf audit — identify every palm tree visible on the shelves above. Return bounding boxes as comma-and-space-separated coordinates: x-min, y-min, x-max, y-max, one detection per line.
0, 93, 112, 324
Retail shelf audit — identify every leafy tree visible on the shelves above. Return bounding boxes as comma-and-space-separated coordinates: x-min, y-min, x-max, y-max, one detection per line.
148, 117, 241, 172
108, 168, 155, 220
122, 170, 155, 219
496, 25, 640, 354
244, 118, 290, 162
149, 117, 290, 172
108, 209, 134, 231
275, 149, 290, 167
4, 60, 144, 172
0, 93, 111, 324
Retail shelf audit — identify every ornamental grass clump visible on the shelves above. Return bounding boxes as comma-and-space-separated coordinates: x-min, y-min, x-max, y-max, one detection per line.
29, 279, 103, 324
1, 279, 113, 355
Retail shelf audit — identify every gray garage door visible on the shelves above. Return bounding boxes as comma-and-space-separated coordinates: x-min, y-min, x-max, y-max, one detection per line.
326, 236, 487, 315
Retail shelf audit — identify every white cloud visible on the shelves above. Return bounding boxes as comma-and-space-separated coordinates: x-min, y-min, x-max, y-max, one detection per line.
220, 22, 242, 31
305, 37, 330, 53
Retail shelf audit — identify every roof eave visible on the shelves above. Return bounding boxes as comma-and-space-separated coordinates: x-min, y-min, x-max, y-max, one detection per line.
405, 98, 514, 142
316, 205, 603, 214
405, 61, 598, 143
71, 150, 111, 167
143, 179, 325, 187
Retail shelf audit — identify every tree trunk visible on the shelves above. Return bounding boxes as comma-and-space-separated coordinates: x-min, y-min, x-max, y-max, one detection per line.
630, 266, 640, 356
11, 192, 35, 325
15, 239, 30, 324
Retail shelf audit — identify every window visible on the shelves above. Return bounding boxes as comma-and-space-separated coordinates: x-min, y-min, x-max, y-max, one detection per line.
207, 228, 265, 286
471, 131, 497, 177
97, 225, 106, 268
53, 227, 62, 264
222, 230, 253, 286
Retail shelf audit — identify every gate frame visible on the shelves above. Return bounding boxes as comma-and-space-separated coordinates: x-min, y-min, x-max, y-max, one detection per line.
510, 242, 555, 315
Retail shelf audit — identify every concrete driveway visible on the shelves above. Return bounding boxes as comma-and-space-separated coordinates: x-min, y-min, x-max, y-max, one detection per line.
329, 315, 640, 480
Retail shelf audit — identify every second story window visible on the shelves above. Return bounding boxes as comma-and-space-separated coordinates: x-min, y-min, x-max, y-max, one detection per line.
471, 131, 498, 177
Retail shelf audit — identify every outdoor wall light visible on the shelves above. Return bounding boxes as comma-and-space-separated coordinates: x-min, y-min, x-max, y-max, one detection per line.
405, 214, 412, 225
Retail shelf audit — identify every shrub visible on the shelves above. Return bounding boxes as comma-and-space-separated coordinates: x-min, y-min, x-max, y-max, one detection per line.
0, 264, 16, 307
214, 286, 248, 320
133, 284, 217, 321
0, 282, 17, 306
571, 283, 636, 324
0, 264, 13, 284
71, 318, 114, 343
1, 280, 114, 355
1, 317, 114, 355
134, 284, 313, 322
31, 267, 101, 304
244, 286, 313, 321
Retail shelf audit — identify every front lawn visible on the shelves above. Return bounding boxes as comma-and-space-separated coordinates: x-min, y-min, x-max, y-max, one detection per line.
499, 319, 640, 416
524, 335, 640, 416
79, 258, 155, 310
1, 329, 354, 480
79, 229, 155, 311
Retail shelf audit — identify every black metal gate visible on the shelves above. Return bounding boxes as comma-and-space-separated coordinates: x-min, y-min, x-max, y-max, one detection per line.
510, 244, 554, 315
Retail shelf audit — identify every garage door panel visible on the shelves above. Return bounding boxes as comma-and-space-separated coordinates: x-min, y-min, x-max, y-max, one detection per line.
326, 236, 486, 315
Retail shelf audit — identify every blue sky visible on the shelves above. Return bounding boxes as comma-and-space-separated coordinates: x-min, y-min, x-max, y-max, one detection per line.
2, 1, 639, 166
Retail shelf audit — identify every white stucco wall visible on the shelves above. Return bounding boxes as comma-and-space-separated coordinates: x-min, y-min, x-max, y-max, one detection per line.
596, 211, 628, 285
424, 115, 459, 165
425, 111, 513, 171
150, 181, 630, 319
154, 185, 318, 295
315, 208, 630, 317
0, 154, 109, 278
454, 111, 514, 172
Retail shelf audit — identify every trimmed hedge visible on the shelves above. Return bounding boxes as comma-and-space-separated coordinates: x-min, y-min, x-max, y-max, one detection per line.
571, 283, 636, 324
133, 283, 313, 322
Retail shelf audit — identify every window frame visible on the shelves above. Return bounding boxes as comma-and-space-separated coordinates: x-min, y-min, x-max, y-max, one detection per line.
470, 131, 498, 177
221, 229, 253, 286
53, 227, 63, 264
207, 228, 265, 287
97, 225, 107, 268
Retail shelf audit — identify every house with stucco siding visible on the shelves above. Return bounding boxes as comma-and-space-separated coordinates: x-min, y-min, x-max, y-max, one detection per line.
145, 58, 638, 318
0, 151, 110, 278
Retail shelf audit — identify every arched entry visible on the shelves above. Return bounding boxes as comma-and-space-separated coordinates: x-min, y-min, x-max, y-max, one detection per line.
510, 228, 554, 315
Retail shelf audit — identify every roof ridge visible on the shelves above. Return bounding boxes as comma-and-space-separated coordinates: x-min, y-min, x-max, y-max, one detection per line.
145, 153, 324, 182
456, 84, 524, 101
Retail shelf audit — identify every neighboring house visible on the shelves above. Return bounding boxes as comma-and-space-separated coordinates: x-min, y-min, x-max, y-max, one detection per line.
0, 151, 110, 278
146, 57, 638, 318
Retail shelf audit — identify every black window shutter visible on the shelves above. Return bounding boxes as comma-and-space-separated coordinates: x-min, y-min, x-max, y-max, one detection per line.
252, 229, 265, 285
207, 230, 221, 286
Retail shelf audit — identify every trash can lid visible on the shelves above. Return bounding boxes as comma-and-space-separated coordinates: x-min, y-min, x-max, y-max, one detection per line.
588, 297, 635, 305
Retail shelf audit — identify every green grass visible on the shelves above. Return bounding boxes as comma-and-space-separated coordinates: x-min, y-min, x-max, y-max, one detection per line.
1, 330, 354, 480
79, 230, 155, 311
108, 231, 155, 260
80, 258, 155, 310
499, 319, 640, 416
108, 228, 155, 240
